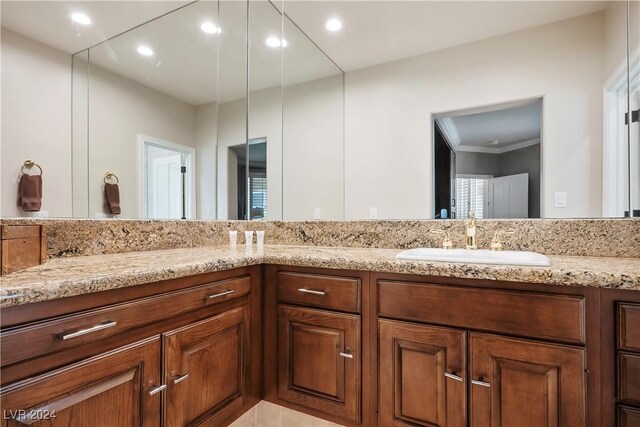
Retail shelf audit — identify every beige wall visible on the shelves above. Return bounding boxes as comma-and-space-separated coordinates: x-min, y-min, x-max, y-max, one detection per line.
1, 29, 72, 218
344, 12, 605, 219
217, 86, 283, 220
605, 0, 639, 79
283, 74, 344, 220
87, 65, 197, 218
217, 74, 343, 221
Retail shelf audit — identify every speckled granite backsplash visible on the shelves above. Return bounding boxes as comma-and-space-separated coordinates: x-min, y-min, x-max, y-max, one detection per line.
1, 218, 638, 258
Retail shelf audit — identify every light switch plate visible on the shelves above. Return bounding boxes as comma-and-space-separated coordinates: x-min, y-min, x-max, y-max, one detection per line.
370, 207, 378, 219
313, 208, 321, 219
554, 192, 568, 208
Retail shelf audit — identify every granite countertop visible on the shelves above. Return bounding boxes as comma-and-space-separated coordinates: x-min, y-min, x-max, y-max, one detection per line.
1, 245, 640, 308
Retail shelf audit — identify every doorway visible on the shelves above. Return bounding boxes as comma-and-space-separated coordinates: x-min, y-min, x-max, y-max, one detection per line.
227, 138, 268, 220
138, 135, 195, 219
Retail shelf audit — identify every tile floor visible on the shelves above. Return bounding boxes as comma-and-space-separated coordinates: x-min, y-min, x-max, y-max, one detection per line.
229, 401, 344, 427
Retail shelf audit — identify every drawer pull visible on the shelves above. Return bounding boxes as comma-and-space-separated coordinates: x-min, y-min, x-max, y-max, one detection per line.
339, 351, 354, 359
148, 384, 167, 395
298, 288, 326, 296
208, 290, 234, 299
445, 372, 463, 382
173, 373, 189, 384
60, 320, 117, 340
472, 379, 491, 387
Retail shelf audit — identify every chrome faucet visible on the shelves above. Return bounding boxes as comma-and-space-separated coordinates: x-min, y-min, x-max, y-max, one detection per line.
465, 212, 478, 249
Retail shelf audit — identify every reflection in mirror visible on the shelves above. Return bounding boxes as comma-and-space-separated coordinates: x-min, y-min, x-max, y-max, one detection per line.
2, 1, 639, 221
283, 0, 637, 219
72, 50, 89, 218
247, 0, 283, 220
434, 99, 542, 219
282, 11, 344, 220
629, 0, 640, 217
85, 2, 218, 219
217, 0, 249, 220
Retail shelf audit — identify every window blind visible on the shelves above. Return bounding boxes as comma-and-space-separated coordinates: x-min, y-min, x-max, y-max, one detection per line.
456, 177, 486, 219
249, 176, 267, 219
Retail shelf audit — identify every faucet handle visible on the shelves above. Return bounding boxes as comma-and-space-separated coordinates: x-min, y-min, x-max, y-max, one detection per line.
431, 230, 453, 249
490, 228, 516, 251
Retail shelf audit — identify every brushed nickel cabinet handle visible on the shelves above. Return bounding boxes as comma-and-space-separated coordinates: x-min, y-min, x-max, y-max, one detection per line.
173, 374, 189, 384
61, 320, 117, 340
471, 379, 491, 387
148, 384, 167, 395
298, 288, 326, 296
445, 372, 463, 382
208, 290, 234, 299
339, 351, 354, 359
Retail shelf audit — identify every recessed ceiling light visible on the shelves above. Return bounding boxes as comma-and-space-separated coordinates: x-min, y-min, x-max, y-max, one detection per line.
137, 45, 154, 56
71, 12, 91, 26
265, 37, 287, 48
325, 18, 342, 32
200, 22, 221, 34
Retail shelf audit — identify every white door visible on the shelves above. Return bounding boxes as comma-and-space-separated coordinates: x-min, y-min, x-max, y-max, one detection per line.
140, 136, 195, 220
488, 173, 529, 218
150, 153, 183, 219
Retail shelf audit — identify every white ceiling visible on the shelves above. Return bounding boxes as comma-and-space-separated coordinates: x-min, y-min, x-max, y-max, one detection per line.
436, 100, 542, 154
283, 0, 611, 72
1, 1, 190, 54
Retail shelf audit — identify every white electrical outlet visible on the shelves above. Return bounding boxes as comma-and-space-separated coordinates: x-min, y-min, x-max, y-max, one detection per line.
370, 207, 378, 219
313, 208, 321, 219
554, 192, 568, 208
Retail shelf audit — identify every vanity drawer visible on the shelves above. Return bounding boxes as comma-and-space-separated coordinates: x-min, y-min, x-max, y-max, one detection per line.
618, 303, 640, 352
278, 271, 360, 313
619, 352, 640, 405
378, 280, 585, 344
1, 275, 250, 366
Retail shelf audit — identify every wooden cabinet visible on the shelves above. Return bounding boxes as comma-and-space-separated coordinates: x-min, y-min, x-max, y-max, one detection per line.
469, 333, 586, 427
0, 268, 261, 427
378, 320, 466, 427
277, 305, 361, 423
164, 307, 250, 426
1, 337, 161, 426
377, 276, 592, 427
612, 301, 640, 423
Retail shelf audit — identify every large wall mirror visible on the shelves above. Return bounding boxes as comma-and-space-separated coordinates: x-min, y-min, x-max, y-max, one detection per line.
1, 0, 638, 220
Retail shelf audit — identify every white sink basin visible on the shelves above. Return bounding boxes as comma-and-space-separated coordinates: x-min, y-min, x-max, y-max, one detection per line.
396, 248, 551, 267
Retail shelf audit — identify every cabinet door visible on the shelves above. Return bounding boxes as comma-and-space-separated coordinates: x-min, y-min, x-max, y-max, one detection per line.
164, 306, 249, 427
278, 305, 360, 423
1, 337, 161, 427
379, 320, 467, 427
469, 333, 586, 427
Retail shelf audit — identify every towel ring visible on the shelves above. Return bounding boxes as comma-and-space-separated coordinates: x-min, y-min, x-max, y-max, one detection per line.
104, 172, 119, 184
22, 160, 43, 176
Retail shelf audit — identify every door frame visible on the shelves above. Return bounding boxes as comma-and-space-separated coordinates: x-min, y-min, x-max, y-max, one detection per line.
603, 48, 640, 217
137, 134, 196, 219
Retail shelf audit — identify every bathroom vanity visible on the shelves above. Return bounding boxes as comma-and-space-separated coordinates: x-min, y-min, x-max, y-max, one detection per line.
1, 242, 639, 427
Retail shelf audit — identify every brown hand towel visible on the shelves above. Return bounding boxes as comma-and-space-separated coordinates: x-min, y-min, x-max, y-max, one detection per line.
18, 174, 42, 211
104, 183, 121, 215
